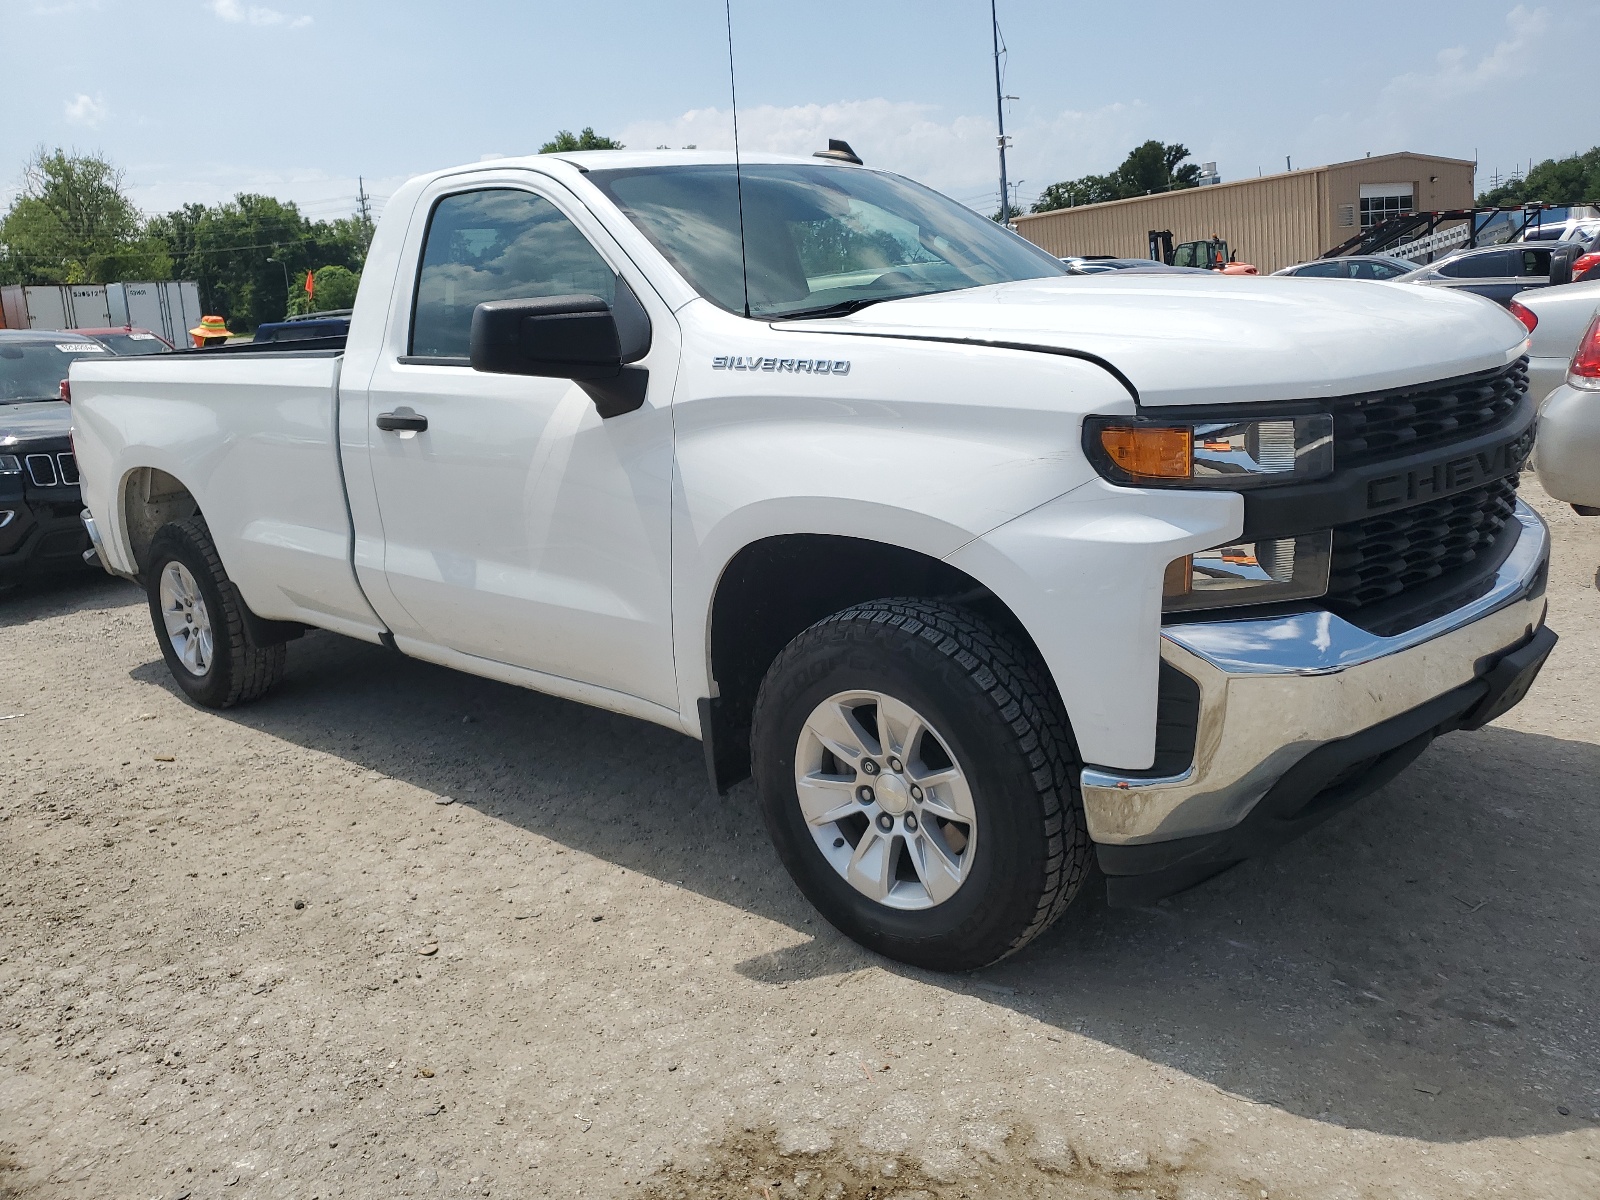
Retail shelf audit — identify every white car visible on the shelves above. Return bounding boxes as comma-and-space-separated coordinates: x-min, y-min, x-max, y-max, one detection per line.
1518, 277, 1600, 403
1530, 300, 1600, 513
68, 151, 1556, 970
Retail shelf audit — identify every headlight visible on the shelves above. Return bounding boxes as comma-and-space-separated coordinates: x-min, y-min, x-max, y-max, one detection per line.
0, 454, 21, 475
1084, 415, 1334, 488
1163, 532, 1332, 612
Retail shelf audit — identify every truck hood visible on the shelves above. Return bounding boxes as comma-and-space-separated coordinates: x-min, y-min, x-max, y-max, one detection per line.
1, 400, 72, 444
782, 275, 1529, 407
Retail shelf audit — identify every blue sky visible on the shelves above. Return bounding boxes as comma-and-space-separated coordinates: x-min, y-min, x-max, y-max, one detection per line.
2, 0, 1594, 222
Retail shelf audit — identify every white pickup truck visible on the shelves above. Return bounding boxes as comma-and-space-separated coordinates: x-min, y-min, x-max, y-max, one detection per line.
72, 151, 1555, 971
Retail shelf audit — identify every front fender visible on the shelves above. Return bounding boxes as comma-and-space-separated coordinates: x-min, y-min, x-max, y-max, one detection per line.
667, 329, 1136, 729
945, 479, 1241, 771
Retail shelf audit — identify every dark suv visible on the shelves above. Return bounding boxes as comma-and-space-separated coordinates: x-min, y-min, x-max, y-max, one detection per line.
1396, 240, 1592, 304
0, 331, 109, 583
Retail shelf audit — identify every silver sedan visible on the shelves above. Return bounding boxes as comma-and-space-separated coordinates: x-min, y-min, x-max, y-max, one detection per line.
1524, 279, 1600, 513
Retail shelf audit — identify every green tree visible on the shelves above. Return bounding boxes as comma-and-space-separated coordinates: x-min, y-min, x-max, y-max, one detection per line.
539, 127, 625, 153
1478, 147, 1600, 207
1031, 174, 1119, 213
1031, 141, 1201, 214
149, 193, 370, 331
0, 147, 170, 284
287, 264, 360, 316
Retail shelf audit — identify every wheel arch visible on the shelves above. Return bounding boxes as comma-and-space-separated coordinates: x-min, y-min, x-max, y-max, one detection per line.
699, 532, 1058, 794
119, 465, 201, 577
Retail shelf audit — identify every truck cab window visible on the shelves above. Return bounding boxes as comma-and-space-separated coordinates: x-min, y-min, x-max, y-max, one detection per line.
410, 189, 616, 359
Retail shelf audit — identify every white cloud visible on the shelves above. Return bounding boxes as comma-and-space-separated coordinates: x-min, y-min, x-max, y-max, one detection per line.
206, 0, 312, 29
63, 93, 108, 126
1384, 4, 1549, 104
1295, 5, 1557, 175
618, 98, 1148, 213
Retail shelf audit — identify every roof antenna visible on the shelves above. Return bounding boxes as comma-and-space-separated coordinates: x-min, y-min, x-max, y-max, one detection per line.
725, 0, 751, 318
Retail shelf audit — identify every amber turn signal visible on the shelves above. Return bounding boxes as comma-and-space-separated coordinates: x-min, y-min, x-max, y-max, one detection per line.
1098, 426, 1192, 479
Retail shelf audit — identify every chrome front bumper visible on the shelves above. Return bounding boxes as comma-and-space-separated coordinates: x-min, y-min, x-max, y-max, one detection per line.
1081, 500, 1551, 846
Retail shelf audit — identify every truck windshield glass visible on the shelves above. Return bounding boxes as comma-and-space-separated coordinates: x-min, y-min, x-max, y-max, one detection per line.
0, 339, 108, 402
589, 164, 1066, 319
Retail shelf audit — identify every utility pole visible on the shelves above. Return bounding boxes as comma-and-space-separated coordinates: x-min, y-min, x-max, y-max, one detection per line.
356, 177, 373, 230
991, 0, 1010, 223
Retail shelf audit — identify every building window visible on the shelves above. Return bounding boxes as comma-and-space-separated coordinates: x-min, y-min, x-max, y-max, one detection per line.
1359, 183, 1415, 229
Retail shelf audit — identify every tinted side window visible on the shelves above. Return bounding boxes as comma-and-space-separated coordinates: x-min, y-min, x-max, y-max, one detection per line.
1295, 261, 1344, 277
1367, 261, 1410, 279
1438, 251, 1509, 279
410, 189, 616, 358
1518, 250, 1550, 277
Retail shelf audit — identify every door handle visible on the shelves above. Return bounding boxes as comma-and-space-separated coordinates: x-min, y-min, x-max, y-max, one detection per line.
376, 411, 428, 433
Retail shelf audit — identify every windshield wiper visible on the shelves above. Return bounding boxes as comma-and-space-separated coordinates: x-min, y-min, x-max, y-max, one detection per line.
769, 296, 896, 322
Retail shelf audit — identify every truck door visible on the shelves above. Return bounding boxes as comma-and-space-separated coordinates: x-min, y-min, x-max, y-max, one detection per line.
354, 181, 680, 710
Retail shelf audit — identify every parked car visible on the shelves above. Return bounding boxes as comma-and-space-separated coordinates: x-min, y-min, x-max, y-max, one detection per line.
1272, 255, 1418, 280
0, 330, 108, 582
1395, 241, 1588, 304
1518, 205, 1600, 245
1060, 257, 1213, 276
1515, 277, 1600, 402
71, 151, 1553, 970
1532, 310, 1600, 514
1060, 255, 1126, 273
69, 326, 176, 356
251, 310, 352, 345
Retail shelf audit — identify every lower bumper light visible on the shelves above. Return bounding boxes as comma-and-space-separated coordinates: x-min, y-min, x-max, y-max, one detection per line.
1163, 532, 1332, 613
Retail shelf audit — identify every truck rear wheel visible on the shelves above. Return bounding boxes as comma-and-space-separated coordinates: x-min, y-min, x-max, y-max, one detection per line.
144, 517, 285, 708
751, 599, 1091, 971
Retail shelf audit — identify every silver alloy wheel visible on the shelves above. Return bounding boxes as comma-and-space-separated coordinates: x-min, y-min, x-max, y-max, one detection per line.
159, 561, 214, 677
794, 690, 977, 911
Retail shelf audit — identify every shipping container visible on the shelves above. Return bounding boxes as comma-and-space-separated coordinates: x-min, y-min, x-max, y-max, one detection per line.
108, 281, 202, 345
0, 283, 113, 331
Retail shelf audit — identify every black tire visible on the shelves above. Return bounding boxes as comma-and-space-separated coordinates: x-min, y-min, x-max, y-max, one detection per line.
144, 517, 285, 708
751, 598, 1091, 971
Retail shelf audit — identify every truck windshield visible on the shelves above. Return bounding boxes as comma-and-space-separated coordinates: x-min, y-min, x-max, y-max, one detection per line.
588, 164, 1066, 319
0, 338, 110, 403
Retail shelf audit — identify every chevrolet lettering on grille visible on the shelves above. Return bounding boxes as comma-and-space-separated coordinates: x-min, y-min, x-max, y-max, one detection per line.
1364, 427, 1535, 511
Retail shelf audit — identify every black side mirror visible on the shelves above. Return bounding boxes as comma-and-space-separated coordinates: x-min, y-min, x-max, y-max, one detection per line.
469, 279, 653, 417
1549, 246, 1577, 287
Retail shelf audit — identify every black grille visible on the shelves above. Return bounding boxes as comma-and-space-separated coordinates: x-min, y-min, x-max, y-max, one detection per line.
23, 451, 78, 488
1326, 477, 1520, 609
1333, 359, 1527, 467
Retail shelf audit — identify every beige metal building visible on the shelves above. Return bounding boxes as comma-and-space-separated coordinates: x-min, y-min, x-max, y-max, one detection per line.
1011, 151, 1476, 274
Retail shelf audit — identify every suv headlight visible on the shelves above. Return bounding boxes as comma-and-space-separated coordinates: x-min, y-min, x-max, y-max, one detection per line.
1084, 415, 1334, 488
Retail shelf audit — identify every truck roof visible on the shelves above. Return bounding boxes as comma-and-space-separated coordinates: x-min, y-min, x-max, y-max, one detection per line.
466, 149, 865, 174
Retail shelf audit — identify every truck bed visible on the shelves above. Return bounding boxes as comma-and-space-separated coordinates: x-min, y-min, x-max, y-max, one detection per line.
69, 350, 385, 641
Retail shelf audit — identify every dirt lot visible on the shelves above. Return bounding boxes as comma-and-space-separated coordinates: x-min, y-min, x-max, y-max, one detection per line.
2, 481, 1597, 1200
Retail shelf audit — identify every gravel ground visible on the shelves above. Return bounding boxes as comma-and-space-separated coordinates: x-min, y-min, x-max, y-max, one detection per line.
1, 480, 1596, 1200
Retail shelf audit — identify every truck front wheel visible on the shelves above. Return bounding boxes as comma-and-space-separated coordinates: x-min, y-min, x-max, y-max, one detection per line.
751, 599, 1091, 971
144, 517, 285, 708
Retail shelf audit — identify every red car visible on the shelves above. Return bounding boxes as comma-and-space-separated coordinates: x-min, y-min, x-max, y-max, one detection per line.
68, 326, 176, 355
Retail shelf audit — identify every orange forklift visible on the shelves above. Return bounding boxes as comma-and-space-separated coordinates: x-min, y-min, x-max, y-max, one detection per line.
1148, 230, 1259, 275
